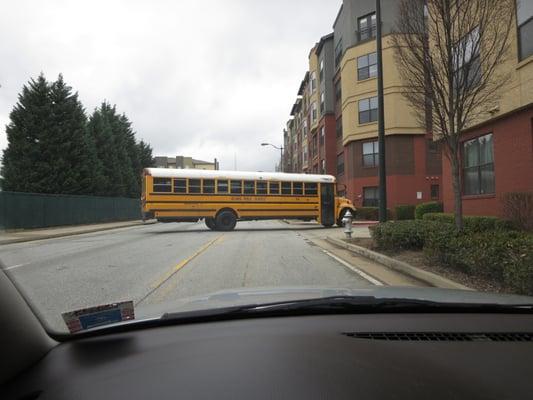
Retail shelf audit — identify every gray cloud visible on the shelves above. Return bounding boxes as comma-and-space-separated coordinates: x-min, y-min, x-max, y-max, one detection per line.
0, 0, 340, 171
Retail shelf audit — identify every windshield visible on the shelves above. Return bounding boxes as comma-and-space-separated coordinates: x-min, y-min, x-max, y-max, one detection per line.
0, 0, 532, 335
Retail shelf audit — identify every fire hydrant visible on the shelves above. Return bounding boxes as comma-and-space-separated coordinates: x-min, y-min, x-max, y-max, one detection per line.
342, 210, 353, 239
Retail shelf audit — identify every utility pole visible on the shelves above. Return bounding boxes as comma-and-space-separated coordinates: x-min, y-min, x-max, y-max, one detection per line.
376, 0, 387, 222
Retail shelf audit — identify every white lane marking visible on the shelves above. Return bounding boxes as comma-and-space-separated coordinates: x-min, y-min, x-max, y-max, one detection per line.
322, 249, 384, 286
5, 263, 29, 270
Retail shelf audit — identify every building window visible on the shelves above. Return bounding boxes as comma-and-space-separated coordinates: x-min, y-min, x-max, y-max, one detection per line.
453, 27, 481, 91
335, 80, 342, 103
358, 96, 378, 124
358, 13, 376, 41
362, 140, 379, 168
153, 177, 172, 192
337, 152, 345, 175
336, 117, 343, 138
334, 38, 343, 67
431, 184, 439, 200
319, 59, 324, 81
463, 133, 495, 196
311, 102, 317, 122
320, 126, 325, 145
310, 71, 317, 94
517, 1, 533, 60
363, 186, 379, 207
203, 179, 215, 194
320, 92, 325, 114
357, 52, 377, 80
189, 179, 201, 193
230, 180, 242, 194
427, 139, 439, 153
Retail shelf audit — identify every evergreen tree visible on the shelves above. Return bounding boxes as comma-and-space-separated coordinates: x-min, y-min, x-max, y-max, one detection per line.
87, 103, 123, 196
2, 74, 52, 192
41, 74, 102, 194
138, 140, 154, 170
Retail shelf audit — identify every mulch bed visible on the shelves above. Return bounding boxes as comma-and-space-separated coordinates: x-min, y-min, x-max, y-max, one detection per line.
346, 237, 507, 294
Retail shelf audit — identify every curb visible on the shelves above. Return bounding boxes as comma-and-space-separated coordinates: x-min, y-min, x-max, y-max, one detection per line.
0, 220, 157, 245
326, 236, 471, 290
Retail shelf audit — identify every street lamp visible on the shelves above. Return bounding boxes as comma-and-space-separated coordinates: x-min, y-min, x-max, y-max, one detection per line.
261, 143, 284, 172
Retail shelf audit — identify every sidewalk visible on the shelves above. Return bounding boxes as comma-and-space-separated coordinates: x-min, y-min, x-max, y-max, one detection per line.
0, 220, 156, 245
325, 228, 470, 290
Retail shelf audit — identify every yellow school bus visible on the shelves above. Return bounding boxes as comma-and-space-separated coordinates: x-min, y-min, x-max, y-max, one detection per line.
142, 168, 355, 231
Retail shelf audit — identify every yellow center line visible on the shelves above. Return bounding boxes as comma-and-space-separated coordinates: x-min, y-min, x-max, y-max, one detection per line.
135, 234, 224, 306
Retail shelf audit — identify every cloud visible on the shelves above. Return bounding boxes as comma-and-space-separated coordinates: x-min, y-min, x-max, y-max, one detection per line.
0, 0, 340, 171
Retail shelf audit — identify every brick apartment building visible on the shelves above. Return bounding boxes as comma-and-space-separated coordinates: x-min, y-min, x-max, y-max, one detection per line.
283, 0, 532, 217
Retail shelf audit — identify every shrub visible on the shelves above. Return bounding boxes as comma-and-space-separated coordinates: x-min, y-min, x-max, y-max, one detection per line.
395, 204, 415, 220
371, 220, 440, 250
424, 227, 533, 295
423, 212, 510, 232
423, 223, 463, 267
502, 192, 533, 231
422, 212, 454, 224
355, 207, 392, 221
503, 238, 533, 295
415, 201, 443, 219
355, 207, 378, 220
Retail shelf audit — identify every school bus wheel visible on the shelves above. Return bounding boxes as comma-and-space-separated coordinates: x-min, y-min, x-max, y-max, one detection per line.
205, 218, 217, 230
215, 209, 237, 231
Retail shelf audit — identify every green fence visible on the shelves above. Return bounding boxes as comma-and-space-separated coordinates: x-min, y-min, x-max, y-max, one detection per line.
0, 191, 141, 230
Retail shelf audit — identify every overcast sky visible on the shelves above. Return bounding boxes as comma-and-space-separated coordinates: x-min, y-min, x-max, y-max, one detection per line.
0, 0, 340, 171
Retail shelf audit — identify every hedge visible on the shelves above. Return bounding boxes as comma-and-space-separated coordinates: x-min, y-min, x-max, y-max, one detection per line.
371, 219, 533, 295
395, 204, 416, 220
415, 201, 443, 219
371, 220, 440, 250
355, 207, 392, 221
422, 212, 514, 232
424, 228, 533, 294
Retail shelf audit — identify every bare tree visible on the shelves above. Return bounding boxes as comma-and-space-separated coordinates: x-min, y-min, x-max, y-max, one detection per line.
391, 0, 515, 229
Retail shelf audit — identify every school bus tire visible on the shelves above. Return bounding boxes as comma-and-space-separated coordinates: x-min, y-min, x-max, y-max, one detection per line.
205, 217, 217, 230
215, 209, 237, 231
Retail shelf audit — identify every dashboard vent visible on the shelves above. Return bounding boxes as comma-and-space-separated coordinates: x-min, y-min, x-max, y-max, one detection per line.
342, 332, 533, 342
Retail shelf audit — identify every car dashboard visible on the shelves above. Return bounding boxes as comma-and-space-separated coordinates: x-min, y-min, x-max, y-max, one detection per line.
2, 312, 533, 399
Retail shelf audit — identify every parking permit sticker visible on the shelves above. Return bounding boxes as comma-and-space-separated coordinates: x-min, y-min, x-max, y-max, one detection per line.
62, 301, 135, 333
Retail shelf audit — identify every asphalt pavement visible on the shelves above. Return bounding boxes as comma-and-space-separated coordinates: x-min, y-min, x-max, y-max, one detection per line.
0, 220, 386, 330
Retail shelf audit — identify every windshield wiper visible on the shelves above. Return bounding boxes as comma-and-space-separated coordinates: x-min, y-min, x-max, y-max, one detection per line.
161, 296, 533, 322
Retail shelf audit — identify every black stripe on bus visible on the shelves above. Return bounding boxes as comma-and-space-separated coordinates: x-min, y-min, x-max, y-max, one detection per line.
145, 200, 318, 205
151, 209, 217, 212
237, 209, 316, 212
148, 193, 317, 197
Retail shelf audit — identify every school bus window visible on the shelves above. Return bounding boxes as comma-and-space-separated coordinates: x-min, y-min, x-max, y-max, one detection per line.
256, 181, 267, 195
230, 180, 242, 194
244, 180, 255, 194
281, 181, 292, 195
293, 182, 303, 195
217, 179, 229, 194
153, 177, 172, 192
269, 182, 280, 195
189, 179, 201, 193
305, 182, 317, 195
172, 178, 186, 193
203, 179, 215, 194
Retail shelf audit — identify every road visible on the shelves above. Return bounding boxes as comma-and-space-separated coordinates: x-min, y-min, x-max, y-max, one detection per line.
0, 220, 413, 330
